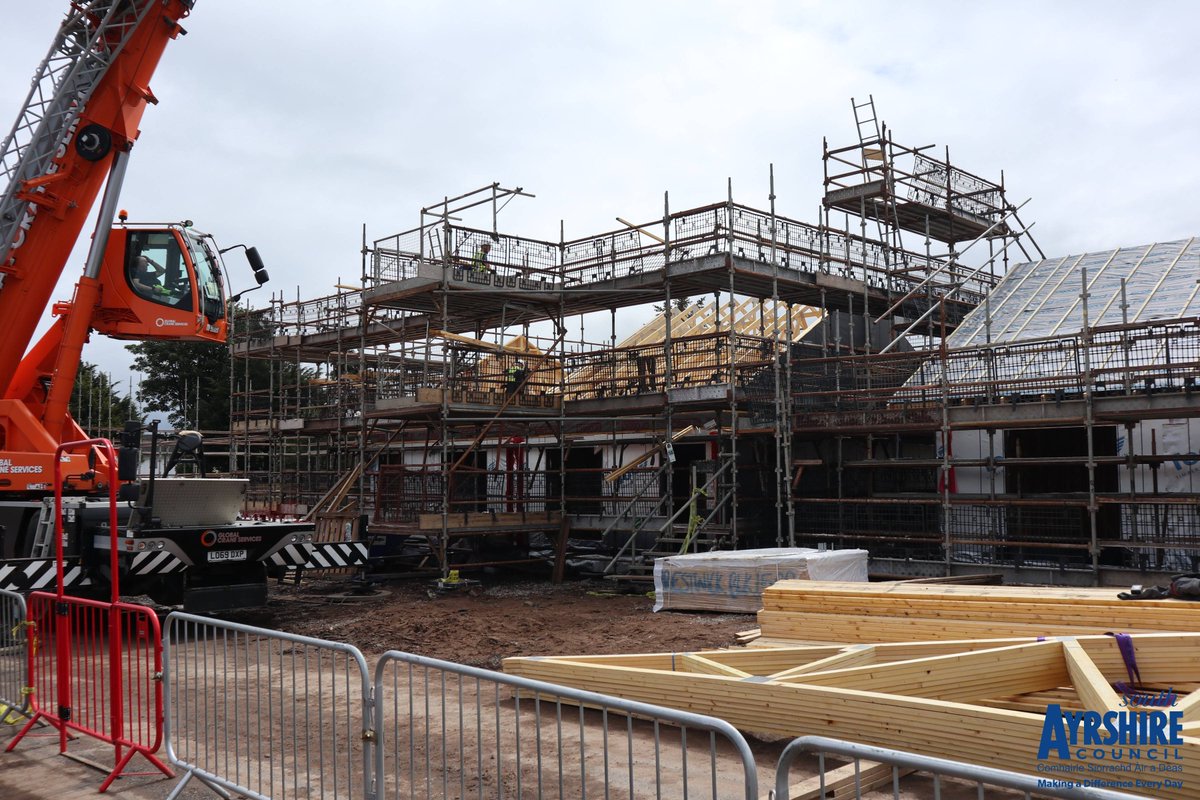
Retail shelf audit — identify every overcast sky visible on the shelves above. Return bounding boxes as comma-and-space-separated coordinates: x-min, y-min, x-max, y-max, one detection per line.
2, 1, 1198, 395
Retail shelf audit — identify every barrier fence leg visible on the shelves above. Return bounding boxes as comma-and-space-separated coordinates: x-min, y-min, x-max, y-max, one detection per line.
4, 704, 62, 752
1, 617, 34, 725
100, 747, 174, 792
163, 768, 235, 800
5, 609, 67, 753
97, 604, 173, 792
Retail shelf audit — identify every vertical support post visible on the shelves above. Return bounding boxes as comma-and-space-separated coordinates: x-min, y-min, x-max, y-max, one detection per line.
359, 224, 370, 510
491, 182, 499, 239
662, 192, 673, 539
439, 205, 452, 578
558, 221, 568, 561
1080, 266, 1099, 583
769, 165, 784, 548
1124, 419, 1138, 568
785, 305, 796, 546
726, 178, 739, 547
940, 368, 952, 577
1120, 277, 1132, 396
227, 308, 237, 474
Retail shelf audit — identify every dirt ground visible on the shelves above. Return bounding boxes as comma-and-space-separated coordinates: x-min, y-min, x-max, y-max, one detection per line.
0, 576, 1042, 800
0, 577, 761, 800
237, 576, 756, 665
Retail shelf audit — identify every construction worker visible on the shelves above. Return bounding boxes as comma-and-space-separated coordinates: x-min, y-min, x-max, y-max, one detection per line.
472, 242, 492, 273
130, 253, 167, 296
505, 359, 526, 396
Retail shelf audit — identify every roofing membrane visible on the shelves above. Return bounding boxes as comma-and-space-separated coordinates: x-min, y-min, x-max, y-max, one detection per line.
950, 237, 1200, 347
906, 238, 1200, 393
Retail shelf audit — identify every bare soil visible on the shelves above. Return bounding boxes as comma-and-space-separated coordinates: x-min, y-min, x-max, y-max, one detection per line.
237, 577, 755, 666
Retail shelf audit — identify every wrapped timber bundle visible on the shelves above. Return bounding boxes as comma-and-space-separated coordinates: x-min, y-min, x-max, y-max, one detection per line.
652, 548, 868, 613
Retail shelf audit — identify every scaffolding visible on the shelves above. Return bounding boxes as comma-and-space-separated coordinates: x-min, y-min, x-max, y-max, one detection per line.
227, 101, 1200, 586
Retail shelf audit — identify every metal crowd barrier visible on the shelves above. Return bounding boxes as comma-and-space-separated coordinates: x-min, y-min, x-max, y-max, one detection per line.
163, 613, 759, 800
5, 591, 170, 791
0, 588, 29, 724
775, 736, 1148, 800
163, 612, 373, 800
374, 651, 759, 800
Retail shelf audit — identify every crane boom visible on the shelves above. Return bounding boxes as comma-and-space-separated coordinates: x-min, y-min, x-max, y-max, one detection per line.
0, 0, 195, 394
0, 1, 370, 612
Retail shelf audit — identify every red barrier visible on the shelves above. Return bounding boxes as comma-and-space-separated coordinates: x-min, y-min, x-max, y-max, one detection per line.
7, 593, 169, 788
4, 438, 171, 790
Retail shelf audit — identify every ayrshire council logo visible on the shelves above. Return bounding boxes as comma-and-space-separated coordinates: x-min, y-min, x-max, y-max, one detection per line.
1034, 687, 1185, 794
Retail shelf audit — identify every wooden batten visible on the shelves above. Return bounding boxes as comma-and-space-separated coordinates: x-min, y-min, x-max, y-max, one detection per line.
677, 653, 751, 678
1062, 638, 1123, 713
770, 760, 913, 800
768, 646, 876, 680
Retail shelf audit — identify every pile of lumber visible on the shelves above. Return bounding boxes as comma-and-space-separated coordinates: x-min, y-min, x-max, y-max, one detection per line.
753, 580, 1200, 646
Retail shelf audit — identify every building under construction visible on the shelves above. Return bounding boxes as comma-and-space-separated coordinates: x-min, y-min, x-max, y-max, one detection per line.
228, 100, 1200, 587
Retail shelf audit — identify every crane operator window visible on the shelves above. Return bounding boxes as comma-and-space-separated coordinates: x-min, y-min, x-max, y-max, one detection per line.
126, 230, 193, 311
184, 231, 225, 323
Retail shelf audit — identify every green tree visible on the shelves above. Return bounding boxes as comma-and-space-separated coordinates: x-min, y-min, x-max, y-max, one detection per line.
125, 305, 292, 432
70, 363, 139, 437
126, 339, 230, 430
654, 296, 704, 315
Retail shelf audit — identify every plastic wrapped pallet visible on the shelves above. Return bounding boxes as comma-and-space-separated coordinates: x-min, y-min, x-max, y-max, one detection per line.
652, 548, 868, 613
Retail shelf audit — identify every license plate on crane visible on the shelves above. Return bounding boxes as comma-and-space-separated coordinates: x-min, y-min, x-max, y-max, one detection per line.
207, 549, 248, 563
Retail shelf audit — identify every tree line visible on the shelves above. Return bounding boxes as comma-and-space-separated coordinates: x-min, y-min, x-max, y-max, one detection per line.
73, 306, 275, 433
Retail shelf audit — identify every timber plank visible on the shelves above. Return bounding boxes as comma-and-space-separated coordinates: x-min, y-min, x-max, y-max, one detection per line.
677, 653, 751, 678
779, 641, 1069, 702
768, 646, 876, 680
770, 760, 912, 800
1063, 638, 1124, 713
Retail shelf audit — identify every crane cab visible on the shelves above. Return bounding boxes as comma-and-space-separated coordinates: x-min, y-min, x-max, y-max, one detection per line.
93, 222, 234, 343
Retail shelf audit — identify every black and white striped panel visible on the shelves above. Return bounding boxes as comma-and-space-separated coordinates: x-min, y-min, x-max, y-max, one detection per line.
0, 560, 91, 592
267, 544, 309, 567
303, 542, 369, 569
129, 550, 186, 576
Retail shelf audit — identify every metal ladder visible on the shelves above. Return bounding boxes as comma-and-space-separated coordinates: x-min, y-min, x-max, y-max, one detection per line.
0, 1, 154, 267
851, 94, 882, 150
850, 95, 911, 312
28, 498, 59, 559
653, 450, 737, 556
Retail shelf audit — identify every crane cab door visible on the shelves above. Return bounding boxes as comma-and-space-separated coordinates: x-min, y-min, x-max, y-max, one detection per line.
93, 224, 228, 343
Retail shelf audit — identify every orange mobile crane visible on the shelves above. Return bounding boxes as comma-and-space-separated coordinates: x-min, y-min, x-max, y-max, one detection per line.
0, 1, 366, 610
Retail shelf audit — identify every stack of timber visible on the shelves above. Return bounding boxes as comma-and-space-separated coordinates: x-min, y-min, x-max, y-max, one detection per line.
653, 548, 868, 613
754, 581, 1200, 647
505, 633, 1200, 798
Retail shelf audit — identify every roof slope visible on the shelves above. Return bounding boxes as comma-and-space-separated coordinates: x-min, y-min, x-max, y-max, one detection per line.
950, 237, 1200, 347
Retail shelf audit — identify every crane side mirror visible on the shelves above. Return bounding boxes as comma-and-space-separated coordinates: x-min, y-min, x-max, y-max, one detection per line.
246, 246, 268, 280
226, 245, 269, 303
